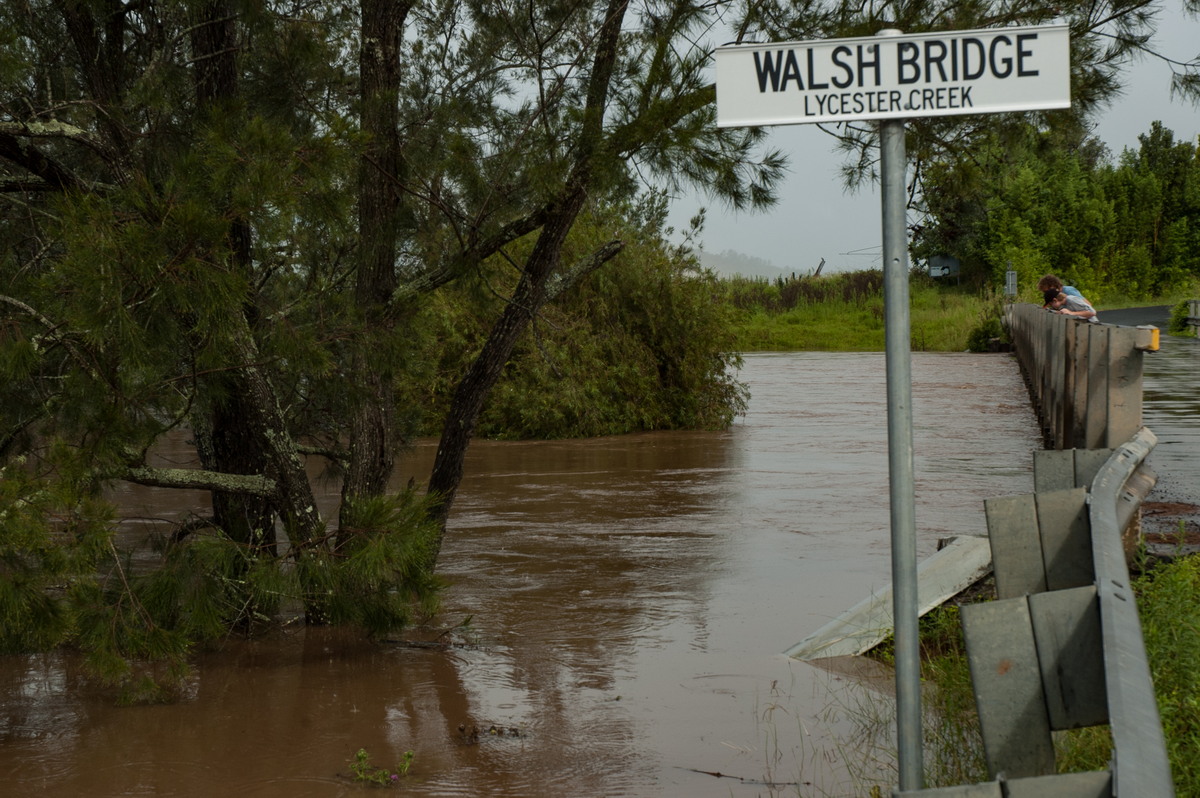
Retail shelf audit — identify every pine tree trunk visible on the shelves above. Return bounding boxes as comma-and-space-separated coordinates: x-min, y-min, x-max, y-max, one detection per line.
426, 198, 584, 535
340, 0, 413, 523
187, 0, 324, 550
424, 0, 630, 565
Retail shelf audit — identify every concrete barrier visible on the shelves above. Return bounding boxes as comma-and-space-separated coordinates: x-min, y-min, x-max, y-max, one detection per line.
1004, 304, 1158, 450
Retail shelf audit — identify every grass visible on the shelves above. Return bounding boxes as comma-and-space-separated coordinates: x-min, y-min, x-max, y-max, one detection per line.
1130, 554, 1200, 791
732, 283, 997, 352
723, 271, 1200, 353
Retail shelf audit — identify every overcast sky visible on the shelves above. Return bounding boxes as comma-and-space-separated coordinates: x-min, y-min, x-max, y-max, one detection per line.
669, 7, 1200, 274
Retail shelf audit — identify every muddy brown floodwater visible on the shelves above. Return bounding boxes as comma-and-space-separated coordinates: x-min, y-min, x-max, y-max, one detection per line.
6, 346, 1186, 798
1140, 334, 1200, 547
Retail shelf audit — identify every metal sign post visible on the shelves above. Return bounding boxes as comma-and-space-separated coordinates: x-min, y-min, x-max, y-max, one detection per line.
714, 22, 1070, 794
875, 29, 922, 790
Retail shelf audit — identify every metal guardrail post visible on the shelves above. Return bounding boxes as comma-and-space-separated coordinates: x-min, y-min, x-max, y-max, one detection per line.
1088, 427, 1173, 797
896, 427, 1174, 797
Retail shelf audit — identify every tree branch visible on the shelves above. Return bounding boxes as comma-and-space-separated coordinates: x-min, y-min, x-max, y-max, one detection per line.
118, 465, 277, 496
0, 131, 87, 191
296, 443, 348, 464
545, 239, 624, 302
0, 178, 57, 193
0, 293, 104, 380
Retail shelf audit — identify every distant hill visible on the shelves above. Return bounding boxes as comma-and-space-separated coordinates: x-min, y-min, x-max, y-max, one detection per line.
698, 249, 786, 279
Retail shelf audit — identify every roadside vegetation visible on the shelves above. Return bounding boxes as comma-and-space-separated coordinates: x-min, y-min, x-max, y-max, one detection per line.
718, 116, 1200, 354
718, 268, 1199, 353
912, 122, 1200, 303
1169, 300, 1199, 337
720, 270, 1006, 352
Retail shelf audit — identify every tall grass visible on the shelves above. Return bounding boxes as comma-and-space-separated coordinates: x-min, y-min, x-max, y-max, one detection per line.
1131, 555, 1200, 792
723, 271, 1000, 352
722, 271, 1200, 352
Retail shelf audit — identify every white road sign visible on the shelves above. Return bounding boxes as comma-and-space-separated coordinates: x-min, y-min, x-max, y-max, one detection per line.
716, 24, 1070, 127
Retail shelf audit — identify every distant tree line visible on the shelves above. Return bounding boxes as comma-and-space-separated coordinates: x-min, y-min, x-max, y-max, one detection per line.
912, 121, 1200, 299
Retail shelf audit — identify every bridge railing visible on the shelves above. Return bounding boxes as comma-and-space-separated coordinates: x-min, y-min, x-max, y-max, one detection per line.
896, 428, 1173, 797
1004, 303, 1158, 451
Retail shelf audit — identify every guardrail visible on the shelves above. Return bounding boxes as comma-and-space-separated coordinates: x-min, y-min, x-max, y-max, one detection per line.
1004, 304, 1158, 451
897, 428, 1173, 797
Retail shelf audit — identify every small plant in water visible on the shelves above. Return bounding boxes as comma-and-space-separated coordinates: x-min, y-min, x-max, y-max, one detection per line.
349, 748, 414, 787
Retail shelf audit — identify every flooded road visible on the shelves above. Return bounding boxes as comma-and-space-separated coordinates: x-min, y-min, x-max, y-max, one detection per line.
0, 349, 1148, 797
1141, 334, 1200, 539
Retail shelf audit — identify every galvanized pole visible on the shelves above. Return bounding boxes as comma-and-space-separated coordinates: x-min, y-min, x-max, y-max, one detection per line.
877, 27, 923, 792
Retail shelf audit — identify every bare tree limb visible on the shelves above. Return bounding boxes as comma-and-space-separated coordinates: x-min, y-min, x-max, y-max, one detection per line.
545, 239, 624, 302
119, 465, 277, 496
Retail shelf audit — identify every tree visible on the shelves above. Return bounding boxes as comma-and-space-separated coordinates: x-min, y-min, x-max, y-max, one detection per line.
0, 0, 435, 688
0, 0, 777, 688
830, 0, 1200, 278
913, 120, 1200, 297
1, 0, 1192, 691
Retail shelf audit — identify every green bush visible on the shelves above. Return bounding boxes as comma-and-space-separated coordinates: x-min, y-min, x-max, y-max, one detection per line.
419, 202, 747, 440
965, 317, 1005, 352
1168, 300, 1196, 337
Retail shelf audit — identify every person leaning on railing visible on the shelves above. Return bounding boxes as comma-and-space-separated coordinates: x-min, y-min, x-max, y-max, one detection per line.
1043, 289, 1099, 323
1037, 273, 1086, 301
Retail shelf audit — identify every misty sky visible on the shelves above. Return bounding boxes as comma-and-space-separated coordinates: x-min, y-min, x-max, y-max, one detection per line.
670, 8, 1200, 274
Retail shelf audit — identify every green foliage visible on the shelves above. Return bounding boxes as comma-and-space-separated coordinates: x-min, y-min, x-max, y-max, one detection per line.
869, 602, 988, 788
2, 0, 1191, 702
1, 466, 440, 696
915, 121, 1200, 299
1169, 300, 1197, 337
1, 0, 764, 694
1050, 555, 1200, 788
965, 318, 1005, 352
349, 748, 414, 786
723, 270, 1000, 352
414, 199, 748, 439
0, 462, 111, 654
721, 270, 886, 312
723, 270, 886, 351
310, 491, 443, 636
964, 292, 1011, 353
915, 606, 989, 787
906, 556, 1200, 793
1133, 556, 1200, 794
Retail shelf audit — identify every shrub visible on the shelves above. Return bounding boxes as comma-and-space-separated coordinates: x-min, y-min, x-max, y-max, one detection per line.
1168, 300, 1196, 337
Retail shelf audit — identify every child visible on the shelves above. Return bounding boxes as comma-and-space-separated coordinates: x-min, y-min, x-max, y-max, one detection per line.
1037, 274, 1085, 304
1043, 289, 1099, 323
